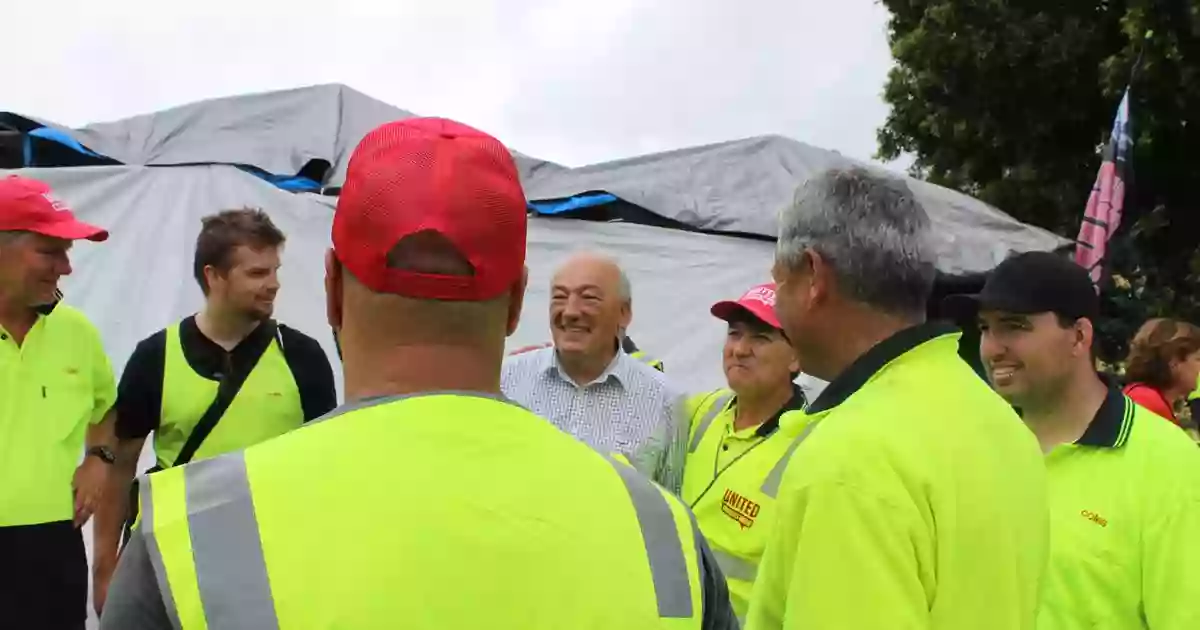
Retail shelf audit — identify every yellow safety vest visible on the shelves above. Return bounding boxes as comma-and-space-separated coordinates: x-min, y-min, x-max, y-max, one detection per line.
681, 389, 813, 623
154, 323, 302, 467
631, 350, 665, 372
137, 393, 710, 629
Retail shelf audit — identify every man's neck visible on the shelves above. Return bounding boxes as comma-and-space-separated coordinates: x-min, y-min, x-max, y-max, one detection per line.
1022, 370, 1109, 451
804, 307, 921, 383
0, 293, 37, 344
733, 384, 795, 432
342, 344, 503, 402
195, 304, 260, 351
557, 347, 618, 385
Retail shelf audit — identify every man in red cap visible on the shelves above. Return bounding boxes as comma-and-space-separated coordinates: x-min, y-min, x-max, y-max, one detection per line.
100, 118, 735, 630
0, 174, 119, 630
680, 282, 806, 624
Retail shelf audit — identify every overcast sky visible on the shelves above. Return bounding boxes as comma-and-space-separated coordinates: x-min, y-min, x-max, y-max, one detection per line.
6, 0, 903, 169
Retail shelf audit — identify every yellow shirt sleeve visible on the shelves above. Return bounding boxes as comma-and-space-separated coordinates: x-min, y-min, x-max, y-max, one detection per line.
89, 325, 117, 424
747, 477, 930, 630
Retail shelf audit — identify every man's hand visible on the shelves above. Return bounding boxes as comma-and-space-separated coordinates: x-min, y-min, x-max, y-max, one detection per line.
508, 342, 551, 356
72, 455, 109, 527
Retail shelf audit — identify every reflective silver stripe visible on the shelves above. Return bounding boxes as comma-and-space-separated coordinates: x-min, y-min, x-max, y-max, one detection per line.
760, 421, 818, 498
689, 392, 734, 453
139, 473, 182, 630
711, 548, 757, 583
607, 457, 694, 618
186, 454, 280, 629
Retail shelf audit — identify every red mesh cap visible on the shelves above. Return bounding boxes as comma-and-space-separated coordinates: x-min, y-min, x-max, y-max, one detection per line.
711, 282, 782, 330
333, 117, 527, 301
0, 175, 108, 241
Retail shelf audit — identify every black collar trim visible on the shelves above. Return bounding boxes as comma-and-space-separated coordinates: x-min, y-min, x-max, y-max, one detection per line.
34, 290, 63, 316
806, 321, 959, 414
1076, 383, 1134, 449
745, 384, 809, 438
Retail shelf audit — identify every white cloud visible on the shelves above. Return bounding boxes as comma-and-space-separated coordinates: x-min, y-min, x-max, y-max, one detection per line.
5, 0, 900, 168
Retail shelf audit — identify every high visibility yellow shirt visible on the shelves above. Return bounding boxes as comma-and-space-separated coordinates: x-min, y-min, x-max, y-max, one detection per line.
103, 392, 738, 630
745, 323, 1049, 630
681, 386, 809, 623
1038, 387, 1200, 630
0, 302, 116, 526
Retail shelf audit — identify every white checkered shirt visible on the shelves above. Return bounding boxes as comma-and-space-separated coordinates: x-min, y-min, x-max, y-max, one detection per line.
501, 347, 688, 493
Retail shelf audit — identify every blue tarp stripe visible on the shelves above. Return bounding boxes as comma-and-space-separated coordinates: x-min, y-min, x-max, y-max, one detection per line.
528, 192, 618, 215
27, 127, 108, 159
235, 165, 323, 193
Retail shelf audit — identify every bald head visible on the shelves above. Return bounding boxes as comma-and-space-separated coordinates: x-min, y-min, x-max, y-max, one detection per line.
549, 251, 633, 364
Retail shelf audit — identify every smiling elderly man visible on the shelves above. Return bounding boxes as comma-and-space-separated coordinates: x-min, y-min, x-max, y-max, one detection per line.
501, 251, 688, 492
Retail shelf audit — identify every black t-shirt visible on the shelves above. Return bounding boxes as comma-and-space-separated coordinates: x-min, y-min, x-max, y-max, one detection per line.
114, 316, 338, 440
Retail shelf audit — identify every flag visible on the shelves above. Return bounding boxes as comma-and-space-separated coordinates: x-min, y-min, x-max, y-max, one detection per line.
1074, 88, 1133, 290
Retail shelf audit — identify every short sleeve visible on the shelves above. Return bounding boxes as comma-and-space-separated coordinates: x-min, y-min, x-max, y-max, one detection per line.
90, 326, 118, 424
279, 326, 338, 421
115, 332, 167, 440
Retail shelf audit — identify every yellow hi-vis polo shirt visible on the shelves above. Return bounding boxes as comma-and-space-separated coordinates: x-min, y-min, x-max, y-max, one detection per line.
681, 385, 809, 623
744, 323, 1049, 630
1038, 385, 1200, 630
0, 301, 117, 527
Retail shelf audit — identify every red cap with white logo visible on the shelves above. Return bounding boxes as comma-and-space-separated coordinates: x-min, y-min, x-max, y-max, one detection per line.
0, 175, 108, 241
710, 282, 781, 330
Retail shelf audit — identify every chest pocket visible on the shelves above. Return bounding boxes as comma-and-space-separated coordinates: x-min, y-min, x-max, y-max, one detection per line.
34, 345, 96, 443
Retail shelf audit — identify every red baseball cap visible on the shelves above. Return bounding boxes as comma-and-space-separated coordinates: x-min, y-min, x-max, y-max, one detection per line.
332, 117, 527, 301
711, 282, 782, 330
0, 175, 108, 242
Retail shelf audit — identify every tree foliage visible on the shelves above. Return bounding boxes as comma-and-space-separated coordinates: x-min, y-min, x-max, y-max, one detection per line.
877, 0, 1200, 361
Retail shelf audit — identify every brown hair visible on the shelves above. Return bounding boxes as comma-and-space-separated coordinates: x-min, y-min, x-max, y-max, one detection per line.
193, 208, 285, 295
1124, 318, 1200, 389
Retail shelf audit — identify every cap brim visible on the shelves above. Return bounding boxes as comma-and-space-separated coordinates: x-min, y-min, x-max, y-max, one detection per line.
940, 293, 982, 321
942, 291, 1052, 322
32, 219, 109, 242
711, 300, 782, 330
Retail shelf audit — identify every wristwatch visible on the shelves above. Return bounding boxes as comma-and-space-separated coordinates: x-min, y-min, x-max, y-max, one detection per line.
86, 445, 116, 465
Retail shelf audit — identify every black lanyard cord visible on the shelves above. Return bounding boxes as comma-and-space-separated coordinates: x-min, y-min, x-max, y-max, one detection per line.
687, 422, 779, 509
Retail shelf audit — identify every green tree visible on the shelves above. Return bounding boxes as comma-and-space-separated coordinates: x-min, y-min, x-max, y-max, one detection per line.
877, 0, 1200, 361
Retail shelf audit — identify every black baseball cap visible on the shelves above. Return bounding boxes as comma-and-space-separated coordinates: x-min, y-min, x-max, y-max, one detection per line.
943, 251, 1100, 322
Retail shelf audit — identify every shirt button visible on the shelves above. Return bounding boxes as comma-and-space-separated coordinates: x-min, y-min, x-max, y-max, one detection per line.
0, 333, 7, 340
722, 444, 729, 451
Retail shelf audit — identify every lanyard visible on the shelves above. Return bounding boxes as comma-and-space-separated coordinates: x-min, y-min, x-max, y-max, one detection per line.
688, 420, 780, 509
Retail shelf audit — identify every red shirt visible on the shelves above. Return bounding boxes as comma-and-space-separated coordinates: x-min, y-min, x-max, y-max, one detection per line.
1122, 382, 1178, 425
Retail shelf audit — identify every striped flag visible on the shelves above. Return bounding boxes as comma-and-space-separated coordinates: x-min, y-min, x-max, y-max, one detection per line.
1074, 88, 1133, 290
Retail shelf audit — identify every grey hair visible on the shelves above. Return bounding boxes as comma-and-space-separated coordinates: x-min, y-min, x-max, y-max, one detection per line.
0, 230, 28, 246
554, 250, 632, 304
776, 166, 937, 317
616, 267, 632, 303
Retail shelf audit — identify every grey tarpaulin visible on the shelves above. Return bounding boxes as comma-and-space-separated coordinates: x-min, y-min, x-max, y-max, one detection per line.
7, 83, 1069, 278
524, 134, 1070, 276
8, 84, 565, 188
